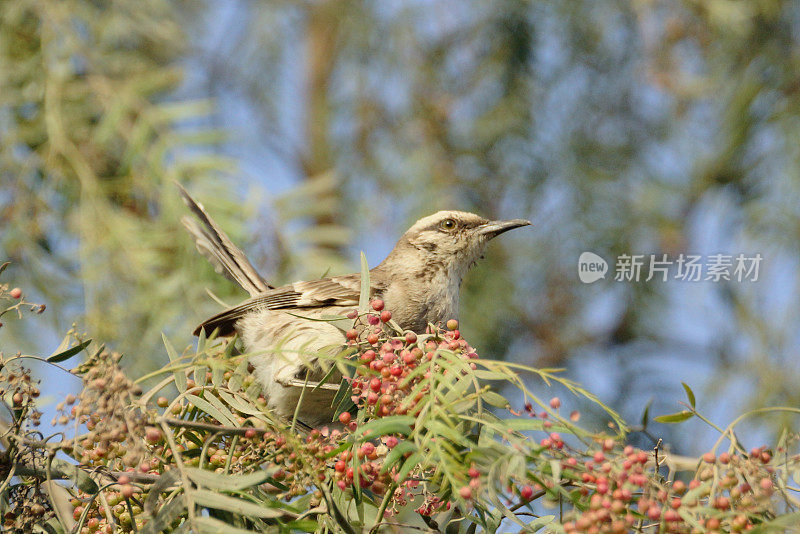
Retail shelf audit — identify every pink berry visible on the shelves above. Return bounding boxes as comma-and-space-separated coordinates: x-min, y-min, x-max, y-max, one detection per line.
371, 299, 385, 311
385, 436, 398, 449
144, 427, 162, 444
468, 467, 480, 478
346, 329, 358, 341
459, 486, 472, 499
405, 332, 417, 344
549, 397, 561, 410
380, 310, 392, 322
9, 287, 21, 299
520, 485, 534, 501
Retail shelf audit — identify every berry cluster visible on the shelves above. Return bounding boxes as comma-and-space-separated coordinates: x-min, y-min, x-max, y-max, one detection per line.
2, 294, 797, 534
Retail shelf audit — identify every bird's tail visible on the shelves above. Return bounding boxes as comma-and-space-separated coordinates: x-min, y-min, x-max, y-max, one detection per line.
177, 182, 273, 296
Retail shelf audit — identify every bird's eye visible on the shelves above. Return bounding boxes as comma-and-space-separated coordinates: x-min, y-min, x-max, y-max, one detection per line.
439, 218, 457, 231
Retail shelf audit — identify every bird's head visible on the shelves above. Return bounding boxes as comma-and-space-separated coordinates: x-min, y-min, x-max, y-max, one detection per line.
392, 210, 531, 276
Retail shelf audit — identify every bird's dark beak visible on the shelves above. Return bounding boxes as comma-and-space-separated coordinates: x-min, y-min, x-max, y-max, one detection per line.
476, 219, 532, 238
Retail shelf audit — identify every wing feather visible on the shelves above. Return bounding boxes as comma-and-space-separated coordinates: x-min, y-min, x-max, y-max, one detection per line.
194, 274, 373, 336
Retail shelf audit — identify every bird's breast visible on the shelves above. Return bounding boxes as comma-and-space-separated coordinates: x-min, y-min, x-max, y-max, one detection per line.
380, 270, 459, 333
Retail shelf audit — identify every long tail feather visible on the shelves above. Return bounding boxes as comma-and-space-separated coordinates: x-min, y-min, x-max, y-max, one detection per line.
176, 182, 273, 296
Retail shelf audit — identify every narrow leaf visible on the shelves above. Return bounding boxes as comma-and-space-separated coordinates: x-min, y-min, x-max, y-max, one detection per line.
163, 333, 187, 393
682, 382, 696, 409
358, 252, 370, 312
186, 467, 275, 490
482, 391, 509, 408
47, 339, 91, 363
357, 415, 414, 439
194, 516, 264, 534
185, 394, 237, 426
192, 489, 285, 518
141, 495, 185, 534
654, 411, 694, 424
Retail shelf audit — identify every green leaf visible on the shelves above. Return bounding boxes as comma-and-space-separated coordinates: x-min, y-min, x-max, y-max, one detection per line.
482, 391, 509, 408
50, 458, 97, 494
185, 467, 275, 490
140, 495, 186, 534
530, 515, 557, 529
144, 469, 181, 514
357, 415, 414, 439
654, 411, 694, 424
330, 378, 352, 416
192, 489, 285, 518
397, 452, 423, 482
380, 441, 417, 473
358, 251, 370, 312
193, 516, 264, 533
682, 382, 696, 409
427, 421, 471, 447
285, 519, 319, 532
640, 399, 652, 429
163, 333, 187, 393
185, 394, 237, 426
473, 370, 509, 381
47, 339, 91, 363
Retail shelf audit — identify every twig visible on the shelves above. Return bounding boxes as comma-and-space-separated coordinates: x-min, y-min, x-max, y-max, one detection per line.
12, 462, 163, 485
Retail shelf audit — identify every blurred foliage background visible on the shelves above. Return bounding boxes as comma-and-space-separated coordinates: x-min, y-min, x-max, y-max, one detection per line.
1, 0, 799, 456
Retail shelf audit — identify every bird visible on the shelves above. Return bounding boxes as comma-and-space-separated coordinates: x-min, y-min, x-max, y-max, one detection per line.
178, 184, 530, 427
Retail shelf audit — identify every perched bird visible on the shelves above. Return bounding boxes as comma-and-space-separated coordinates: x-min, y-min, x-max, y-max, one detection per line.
179, 185, 530, 426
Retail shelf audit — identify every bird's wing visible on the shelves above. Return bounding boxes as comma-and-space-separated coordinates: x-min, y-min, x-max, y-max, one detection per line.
177, 182, 273, 296
194, 274, 374, 336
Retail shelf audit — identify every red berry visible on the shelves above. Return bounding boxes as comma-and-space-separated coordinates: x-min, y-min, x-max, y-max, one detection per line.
369, 378, 381, 392
702, 452, 716, 463
338, 412, 352, 424
371, 299, 385, 311
520, 485, 534, 501
346, 329, 358, 341
335, 460, 346, 473
380, 310, 392, 322
468, 467, 480, 478
9, 287, 21, 299
145, 427, 162, 444
405, 332, 417, 344
459, 486, 472, 499
385, 436, 398, 449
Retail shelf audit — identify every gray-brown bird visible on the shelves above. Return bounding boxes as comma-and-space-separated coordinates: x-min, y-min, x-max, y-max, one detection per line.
179, 185, 530, 426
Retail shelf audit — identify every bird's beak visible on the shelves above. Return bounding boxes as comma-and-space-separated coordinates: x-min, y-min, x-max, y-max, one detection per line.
476, 219, 532, 238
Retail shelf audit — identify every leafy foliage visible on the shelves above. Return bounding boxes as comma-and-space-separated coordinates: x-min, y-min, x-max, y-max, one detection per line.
1, 273, 798, 533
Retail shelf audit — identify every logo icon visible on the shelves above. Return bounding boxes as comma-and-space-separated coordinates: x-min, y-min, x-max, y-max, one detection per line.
578, 252, 608, 284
